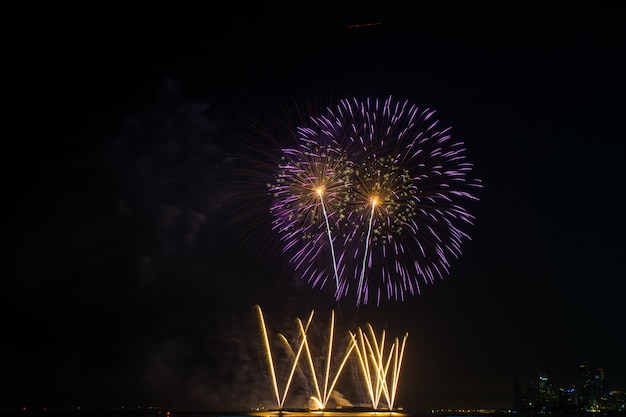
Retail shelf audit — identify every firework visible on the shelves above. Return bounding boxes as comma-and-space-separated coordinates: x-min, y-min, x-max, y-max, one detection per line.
269, 96, 482, 305
254, 305, 407, 411
350, 324, 408, 410
269, 133, 353, 297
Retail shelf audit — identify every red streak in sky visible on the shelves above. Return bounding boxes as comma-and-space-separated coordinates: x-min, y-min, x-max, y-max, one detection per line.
346, 22, 382, 29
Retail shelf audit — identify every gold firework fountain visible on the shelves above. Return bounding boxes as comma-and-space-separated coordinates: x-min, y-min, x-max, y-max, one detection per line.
252, 305, 409, 417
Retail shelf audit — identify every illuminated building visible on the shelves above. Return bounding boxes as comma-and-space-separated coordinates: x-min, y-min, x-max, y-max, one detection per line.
579, 362, 610, 412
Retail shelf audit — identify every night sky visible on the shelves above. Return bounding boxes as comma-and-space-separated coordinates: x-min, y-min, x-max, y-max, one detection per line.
5, 3, 625, 414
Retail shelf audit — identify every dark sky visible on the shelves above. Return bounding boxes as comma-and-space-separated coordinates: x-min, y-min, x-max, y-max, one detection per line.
5, 2, 625, 414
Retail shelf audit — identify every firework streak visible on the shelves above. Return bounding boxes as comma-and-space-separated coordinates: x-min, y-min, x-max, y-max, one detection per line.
255, 305, 407, 410
269, 96, 482, 305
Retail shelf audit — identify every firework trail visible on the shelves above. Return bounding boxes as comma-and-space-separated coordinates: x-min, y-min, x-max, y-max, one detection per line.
269, 96, 482, 305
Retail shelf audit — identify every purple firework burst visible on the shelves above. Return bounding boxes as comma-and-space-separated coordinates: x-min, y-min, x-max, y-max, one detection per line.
269, 96, 482, 305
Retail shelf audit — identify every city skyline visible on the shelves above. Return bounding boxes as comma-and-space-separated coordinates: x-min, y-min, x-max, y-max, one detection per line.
513, 362, 624, 414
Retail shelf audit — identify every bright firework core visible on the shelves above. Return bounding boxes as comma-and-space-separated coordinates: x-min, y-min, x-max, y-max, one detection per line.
255, 305, 408, 412
268, 96, 482, 306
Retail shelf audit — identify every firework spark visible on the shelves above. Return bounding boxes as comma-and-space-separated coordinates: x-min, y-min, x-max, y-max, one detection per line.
268, 96, 482, 305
